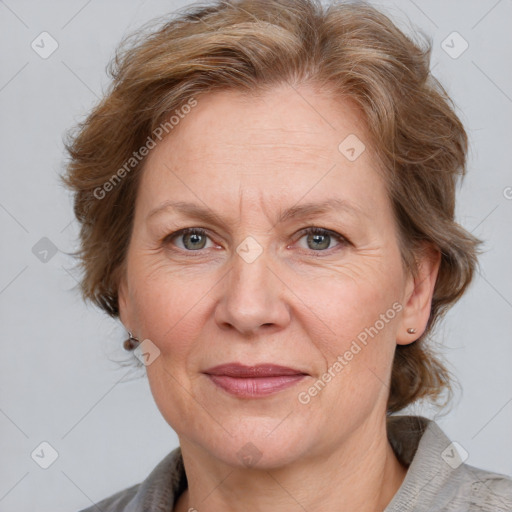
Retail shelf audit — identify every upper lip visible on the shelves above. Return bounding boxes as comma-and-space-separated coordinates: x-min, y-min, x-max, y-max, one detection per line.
204, 363, 308, 377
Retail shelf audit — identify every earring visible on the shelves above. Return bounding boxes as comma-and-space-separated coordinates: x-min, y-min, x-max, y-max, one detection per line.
123, 331, 140, 351
407, 328, 417, 334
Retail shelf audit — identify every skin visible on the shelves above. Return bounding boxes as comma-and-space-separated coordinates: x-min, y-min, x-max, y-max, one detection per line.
118, 82, 441, 512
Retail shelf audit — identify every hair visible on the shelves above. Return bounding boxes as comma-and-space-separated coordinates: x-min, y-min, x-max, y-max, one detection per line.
62, 0, 482, 414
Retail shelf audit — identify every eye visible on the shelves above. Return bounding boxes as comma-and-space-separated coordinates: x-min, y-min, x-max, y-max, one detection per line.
163, 226, 349, 254
295, 227, 348, 253
164, 228, 214, 251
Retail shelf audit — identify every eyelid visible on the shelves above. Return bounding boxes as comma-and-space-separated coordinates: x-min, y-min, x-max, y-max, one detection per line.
292, 226, 350, 251
163, 226, 350, 254
163, 227, 211, 246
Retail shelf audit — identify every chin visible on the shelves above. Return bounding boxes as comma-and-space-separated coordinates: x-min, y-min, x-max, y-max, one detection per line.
194, 416, 316, 470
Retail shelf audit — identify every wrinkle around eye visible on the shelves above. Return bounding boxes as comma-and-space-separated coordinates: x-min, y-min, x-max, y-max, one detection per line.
166, 228, 214, 251
144, 217, 373, 260
293, 227, 350, 254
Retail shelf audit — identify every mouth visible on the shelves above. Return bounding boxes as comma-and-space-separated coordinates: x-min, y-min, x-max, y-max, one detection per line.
203, 363, 309, 398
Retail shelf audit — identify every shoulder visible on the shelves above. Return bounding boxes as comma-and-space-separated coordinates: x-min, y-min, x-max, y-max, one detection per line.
452, 463, 512, 511
77, 482, 141, 512
74, 447, 185, 512
385, 415, 512, 512
423, 419, 512, 511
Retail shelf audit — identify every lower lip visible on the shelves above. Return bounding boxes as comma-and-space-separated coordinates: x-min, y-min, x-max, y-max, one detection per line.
207, 374, 306, 398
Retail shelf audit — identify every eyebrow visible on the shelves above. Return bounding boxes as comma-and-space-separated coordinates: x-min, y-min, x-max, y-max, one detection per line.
146, 198, 364, 226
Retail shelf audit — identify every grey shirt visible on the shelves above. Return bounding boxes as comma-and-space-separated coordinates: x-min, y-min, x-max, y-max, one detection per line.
78, 415, 512, 511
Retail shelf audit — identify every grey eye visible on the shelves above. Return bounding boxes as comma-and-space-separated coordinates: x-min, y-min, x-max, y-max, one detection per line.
167, 228, 212, 251
307, 232, 331, 250
297, 227, 346, 251
182, 231, 208, 250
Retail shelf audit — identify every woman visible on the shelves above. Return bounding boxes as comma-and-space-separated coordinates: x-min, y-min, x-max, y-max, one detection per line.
63, 0, 512, 510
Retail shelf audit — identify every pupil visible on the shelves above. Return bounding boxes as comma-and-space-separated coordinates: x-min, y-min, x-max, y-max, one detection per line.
186, 232, 205, 249
183, 231, 331, 251
309, 233, 329, 250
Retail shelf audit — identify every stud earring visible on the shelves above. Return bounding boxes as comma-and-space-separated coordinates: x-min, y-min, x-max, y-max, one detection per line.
407, 328, 417, 334
123, 331, 140, 351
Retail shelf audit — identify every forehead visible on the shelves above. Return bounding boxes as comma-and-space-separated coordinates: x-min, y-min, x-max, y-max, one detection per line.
161, 84, 368, 160
138, 84, 388, 217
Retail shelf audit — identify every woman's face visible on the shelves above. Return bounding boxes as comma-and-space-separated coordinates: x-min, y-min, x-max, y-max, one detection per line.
119, 84, 431, 468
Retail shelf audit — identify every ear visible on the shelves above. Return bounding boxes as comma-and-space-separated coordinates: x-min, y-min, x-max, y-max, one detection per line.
396, 243, 441, 346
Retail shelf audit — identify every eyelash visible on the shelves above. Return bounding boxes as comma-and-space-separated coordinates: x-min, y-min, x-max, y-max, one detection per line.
162, 226, 349, 256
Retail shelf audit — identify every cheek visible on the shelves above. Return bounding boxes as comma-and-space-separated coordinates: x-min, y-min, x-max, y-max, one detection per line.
300, 279, 400, 435
292, 262, 403, 414
127, 259, 215, 364
293, 260, 403, 353
130, 266, 214, 432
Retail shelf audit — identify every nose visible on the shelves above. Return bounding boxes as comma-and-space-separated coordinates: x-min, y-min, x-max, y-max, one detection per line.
214, 242, 291, 336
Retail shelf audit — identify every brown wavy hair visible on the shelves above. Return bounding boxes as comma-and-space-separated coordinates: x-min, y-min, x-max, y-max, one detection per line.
62, 0, 482, 413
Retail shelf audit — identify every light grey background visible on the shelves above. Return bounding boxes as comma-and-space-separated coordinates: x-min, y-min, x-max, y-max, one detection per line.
0, 1, 511, 511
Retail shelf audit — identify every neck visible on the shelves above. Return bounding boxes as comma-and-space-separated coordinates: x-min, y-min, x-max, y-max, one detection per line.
174, 416, 408, 512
